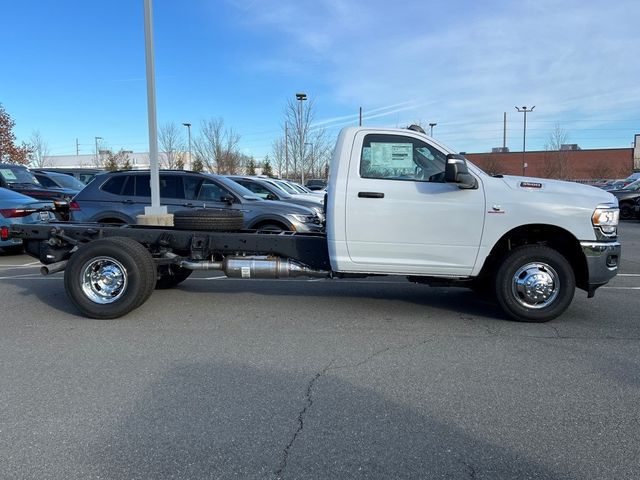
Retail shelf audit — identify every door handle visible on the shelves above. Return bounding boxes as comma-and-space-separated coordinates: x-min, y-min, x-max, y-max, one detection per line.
121, 199, 134, 204
182, 202, 194, 207
358, 192, 385, 199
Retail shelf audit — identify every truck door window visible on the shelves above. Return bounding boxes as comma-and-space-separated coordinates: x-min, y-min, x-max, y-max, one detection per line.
360, 134, 447, 182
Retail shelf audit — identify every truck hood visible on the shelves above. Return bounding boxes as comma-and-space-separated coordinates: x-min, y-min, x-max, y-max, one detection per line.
498, 175, 617, 208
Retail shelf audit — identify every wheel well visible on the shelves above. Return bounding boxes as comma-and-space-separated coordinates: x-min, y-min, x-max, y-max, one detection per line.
97, 217, 127, 224
478, 224, 588, 291
251, 219, 291, 231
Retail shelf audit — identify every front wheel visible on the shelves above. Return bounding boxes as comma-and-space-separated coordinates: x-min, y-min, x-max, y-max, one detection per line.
495, 245, 575, 323
64, 237, 157, 319
619, 203, 634, 220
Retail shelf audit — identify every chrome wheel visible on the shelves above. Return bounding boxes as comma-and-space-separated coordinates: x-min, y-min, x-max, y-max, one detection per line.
511, 262, 559, 309
81, 256, 128, 304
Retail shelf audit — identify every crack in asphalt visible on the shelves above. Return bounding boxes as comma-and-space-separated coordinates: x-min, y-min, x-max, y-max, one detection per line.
274, 363, 331, 479
273, 342, 429, 478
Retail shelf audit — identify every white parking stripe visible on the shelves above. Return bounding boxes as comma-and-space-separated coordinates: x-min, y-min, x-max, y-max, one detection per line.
618, 274, 640, 277
602, 286, 640, 290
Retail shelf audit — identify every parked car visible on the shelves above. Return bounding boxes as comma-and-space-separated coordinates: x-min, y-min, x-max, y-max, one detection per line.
286, 180, 325, 196
599, 179, 627, 191
264, 178, 324, 203
70, 170, 324, 232
0, 163, 74, 218
32, 170, 87, 192
608, 179, 640, 219
623, 172, 640, 184
228, 175, 325, 222
0, 187, 56, 254
32, 167, 105, 185
305, 178, 327, 191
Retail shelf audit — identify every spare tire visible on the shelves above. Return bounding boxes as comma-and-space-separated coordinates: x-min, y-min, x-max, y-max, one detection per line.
173, 208, 244, 232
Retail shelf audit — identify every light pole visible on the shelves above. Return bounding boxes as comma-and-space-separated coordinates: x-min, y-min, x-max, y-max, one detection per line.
515, 106, 535, 176
94, 136, 102, 166
296, 92, 307, 184
428, 122, 437, 137
182, 123, 192, 169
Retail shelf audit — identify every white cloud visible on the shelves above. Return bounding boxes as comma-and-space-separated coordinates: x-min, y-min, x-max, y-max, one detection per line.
231, 0, 640, 150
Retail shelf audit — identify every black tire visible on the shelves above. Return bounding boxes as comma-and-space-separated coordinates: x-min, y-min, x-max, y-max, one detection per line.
156, 265, 193, 289
495, 245, 575, 323
620, 203, 634, 220
64, 237, 157, 319
173, 208, 243, 231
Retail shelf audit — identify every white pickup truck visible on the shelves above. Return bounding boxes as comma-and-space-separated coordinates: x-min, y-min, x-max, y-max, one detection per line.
4, 126, 621, 322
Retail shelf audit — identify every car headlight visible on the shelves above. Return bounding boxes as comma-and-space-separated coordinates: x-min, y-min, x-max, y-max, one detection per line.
592, 206, 619, 236
310, 206, 325, 222
287, 213, 321, 225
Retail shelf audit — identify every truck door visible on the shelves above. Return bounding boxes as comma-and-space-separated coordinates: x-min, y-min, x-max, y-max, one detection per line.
344, 132, 485, 275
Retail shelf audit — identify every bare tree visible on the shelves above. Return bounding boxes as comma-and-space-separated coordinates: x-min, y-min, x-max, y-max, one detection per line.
159, 123, 185, 169
280, 97, 333, 181
542, 124, 571, 179
482, 155, 503, 175
192, 118, 242, 174
271, 137, 287, 178
28, 130, 50, 167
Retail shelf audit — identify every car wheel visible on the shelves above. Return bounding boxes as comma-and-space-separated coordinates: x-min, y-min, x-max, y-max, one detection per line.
620, 203, 634, 220
173, 209, 243, 231
494, 245, 575, 323
64, 237, 157, 319
156, 265, 193, 289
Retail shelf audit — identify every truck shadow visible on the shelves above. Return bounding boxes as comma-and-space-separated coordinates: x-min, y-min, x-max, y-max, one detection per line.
73, 361, 573, 480
177, 277, 507, 321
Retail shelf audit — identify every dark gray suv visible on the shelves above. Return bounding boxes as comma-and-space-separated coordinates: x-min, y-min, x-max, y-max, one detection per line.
70, 170, 323, 232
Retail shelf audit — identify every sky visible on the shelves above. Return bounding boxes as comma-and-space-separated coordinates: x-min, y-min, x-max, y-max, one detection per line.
1, 0, 639, 161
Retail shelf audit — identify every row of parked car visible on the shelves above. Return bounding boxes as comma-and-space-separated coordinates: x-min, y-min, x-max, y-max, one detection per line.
0, 163, 328, 253
594, 173, 640, 219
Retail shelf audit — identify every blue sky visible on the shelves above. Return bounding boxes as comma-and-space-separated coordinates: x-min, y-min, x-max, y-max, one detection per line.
1, 0, 639, 160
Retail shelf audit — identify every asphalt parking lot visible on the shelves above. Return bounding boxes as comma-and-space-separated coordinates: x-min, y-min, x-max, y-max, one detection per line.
1, 223, 639, 480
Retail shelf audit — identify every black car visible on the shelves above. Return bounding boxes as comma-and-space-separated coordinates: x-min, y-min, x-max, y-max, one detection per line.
32, 167, 104, 185
0, 163, 75, 218
228, 175, 325, 222
608, 179, 640, 219
305, 178, 327, 191
70, 170, 323, 232
32, 170, 87, 192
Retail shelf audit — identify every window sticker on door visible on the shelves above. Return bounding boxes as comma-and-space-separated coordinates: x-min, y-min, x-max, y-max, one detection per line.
0, 169, 18, 181
370, 143, 413, 170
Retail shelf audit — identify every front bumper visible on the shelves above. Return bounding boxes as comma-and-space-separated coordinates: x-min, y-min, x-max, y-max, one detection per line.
580, 241, 621, 297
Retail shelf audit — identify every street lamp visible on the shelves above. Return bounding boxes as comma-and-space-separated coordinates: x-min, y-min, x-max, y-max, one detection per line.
515, 106, 535, 176
94, 136, 102, 166
428, 122, 437, 137
295, 92, 307, 184
182, 122, 192, 169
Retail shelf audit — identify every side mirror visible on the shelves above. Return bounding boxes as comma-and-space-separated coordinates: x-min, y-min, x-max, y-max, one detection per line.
266, 193, 277, 201
445, 154, 478, 190
221, 195, 235, 205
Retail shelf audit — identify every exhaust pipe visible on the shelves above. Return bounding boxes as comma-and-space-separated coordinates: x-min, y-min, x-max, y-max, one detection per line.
41, 260, 68, 275
180, 256, 328, 279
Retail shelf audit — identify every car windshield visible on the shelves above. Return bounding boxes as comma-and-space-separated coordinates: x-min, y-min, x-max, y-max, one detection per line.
215, 174, 261, 200
274, 180, 298, 194
49, 173, 85, 190
622, 179, 640, 191
0, 166, 40, 185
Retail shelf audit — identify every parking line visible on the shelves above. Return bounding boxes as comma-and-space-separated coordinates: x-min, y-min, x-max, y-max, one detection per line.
602, 286, 640, 290
618, 274, 640, 277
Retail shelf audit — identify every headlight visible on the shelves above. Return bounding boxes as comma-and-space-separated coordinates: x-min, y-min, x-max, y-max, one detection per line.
287, 214, 321, 225
592, 206, 619, 235
310, 206, 325, 222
